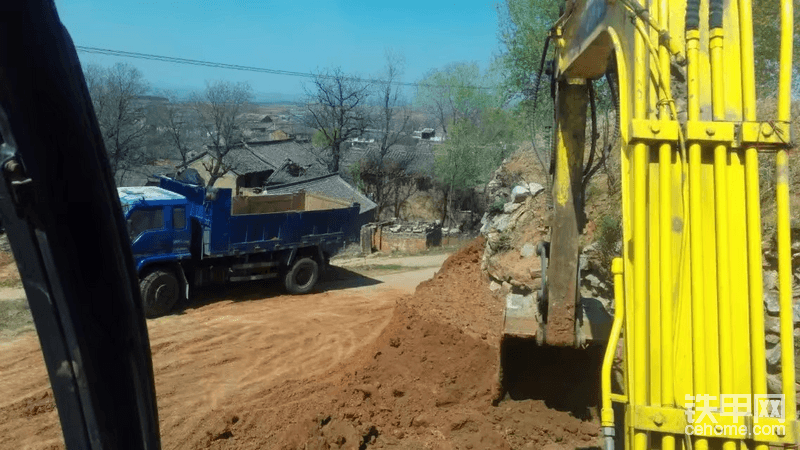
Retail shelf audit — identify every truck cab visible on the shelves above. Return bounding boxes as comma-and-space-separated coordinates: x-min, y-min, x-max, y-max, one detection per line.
118, 186, 192, 273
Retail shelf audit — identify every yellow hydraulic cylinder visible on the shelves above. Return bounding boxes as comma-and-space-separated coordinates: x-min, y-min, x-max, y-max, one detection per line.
777, 0, 796, 427
710, 27, 736, 450
737, 4, 768, 447
686, 28, 709, 450
632, 9, 648, 450
656, 0, 674, 447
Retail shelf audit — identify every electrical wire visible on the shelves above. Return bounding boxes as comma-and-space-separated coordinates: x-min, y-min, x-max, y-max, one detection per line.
75, 45, 498, 91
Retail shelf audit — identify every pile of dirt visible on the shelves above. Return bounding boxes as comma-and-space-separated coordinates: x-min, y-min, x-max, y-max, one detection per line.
405, 237, 506, 346
198, 238, 601, 449
0, 237, 602, 449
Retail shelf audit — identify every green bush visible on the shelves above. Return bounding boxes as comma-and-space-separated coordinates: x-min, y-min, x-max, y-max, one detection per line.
494, 233, 513, 253
596, 213, 622, 274
489, 198, 505, 215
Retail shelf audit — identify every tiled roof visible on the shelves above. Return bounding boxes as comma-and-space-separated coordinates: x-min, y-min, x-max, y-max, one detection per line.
264, 174, 377, 214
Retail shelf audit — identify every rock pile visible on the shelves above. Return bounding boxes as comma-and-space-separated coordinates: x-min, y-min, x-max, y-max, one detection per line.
763, 232, 800, 396
479, 179, 548, 294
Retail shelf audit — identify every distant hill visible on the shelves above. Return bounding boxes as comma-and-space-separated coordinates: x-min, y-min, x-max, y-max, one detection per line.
150, 83, 303, 104
252, 92, 304, 104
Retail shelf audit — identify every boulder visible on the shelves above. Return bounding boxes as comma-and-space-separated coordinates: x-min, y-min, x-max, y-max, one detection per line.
526, 182, 545, 197
491, 214, 513, 233
503, 202, 521, 214
520, 243, 536, 258
511, 185, 530, 203
767, 344, 782, 370
765, 291, 780, 316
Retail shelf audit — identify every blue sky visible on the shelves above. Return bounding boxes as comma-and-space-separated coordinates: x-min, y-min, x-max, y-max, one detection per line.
55, 0, 503, 101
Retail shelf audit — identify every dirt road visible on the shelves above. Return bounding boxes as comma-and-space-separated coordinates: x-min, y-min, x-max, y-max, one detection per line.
0, 260, 438, 449
0, 242, 601, 449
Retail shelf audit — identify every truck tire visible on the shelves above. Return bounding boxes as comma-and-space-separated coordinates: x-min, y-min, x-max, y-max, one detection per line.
284, 257, 319, 294
140, 270, 179, 318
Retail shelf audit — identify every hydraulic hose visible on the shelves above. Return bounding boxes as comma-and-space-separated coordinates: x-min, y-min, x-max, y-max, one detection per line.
526, 35, 551, 113
709, 0, 723, 29
685, 0, 700, 30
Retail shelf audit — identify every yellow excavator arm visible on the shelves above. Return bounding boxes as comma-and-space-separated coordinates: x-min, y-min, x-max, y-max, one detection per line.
542, 0, 796, 448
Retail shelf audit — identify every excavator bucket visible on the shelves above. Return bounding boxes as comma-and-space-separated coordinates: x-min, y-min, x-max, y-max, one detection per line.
503, 292, 613, 344
502, 291, 541, 339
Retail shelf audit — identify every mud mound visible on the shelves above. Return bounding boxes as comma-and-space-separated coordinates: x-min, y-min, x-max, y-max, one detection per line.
241, 239, 602, 449
406, 237, 506, 346
257, 304, 600, 450
0, 238, 602, 449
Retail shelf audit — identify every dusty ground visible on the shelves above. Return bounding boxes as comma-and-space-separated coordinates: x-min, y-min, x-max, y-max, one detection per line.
0, 239, 601, 450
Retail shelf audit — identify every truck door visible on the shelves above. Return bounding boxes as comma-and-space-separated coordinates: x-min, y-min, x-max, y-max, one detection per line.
127, 207, 171, 260
171, 206, 190, 255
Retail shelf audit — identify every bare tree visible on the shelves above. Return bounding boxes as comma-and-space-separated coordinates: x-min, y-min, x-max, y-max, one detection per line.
84, 62, 150, 184
366, 52, 414, 217
376, 52, 411, 157
155, 92, 201, 164
354, 148, 418, 219
305, 67, 371, 173
191, 80, 253, 186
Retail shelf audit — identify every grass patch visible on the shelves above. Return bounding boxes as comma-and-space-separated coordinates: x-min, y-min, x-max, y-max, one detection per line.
0, 278, 22, 288
0, 298, 34, 338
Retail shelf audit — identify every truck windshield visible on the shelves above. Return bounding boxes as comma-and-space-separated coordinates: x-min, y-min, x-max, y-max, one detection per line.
127, 208, 164, 241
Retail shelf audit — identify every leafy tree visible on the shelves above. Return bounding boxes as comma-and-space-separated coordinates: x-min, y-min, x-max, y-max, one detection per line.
305, 67, 371, 173
751, 0, 800, 96
191, 80, 253, 186
496, 0, 561, 176
415, 62, 496, 135
84, 62, 151, 184
435, 118, 497, 224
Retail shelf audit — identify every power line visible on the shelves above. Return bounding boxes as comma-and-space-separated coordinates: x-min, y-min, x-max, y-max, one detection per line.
75, 46, 498, 90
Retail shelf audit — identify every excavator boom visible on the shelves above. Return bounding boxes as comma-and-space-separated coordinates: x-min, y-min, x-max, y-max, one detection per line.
504, 0, 796, 448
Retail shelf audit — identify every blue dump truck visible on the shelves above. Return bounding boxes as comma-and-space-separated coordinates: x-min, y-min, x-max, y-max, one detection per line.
117, 177, 360, 317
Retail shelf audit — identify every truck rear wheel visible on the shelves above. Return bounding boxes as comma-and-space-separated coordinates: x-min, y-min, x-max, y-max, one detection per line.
140, 270, 179, 318
284, 257, 319, 294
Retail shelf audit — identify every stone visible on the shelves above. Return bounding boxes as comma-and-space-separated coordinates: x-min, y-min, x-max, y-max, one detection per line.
511, 185, 531, 203
526, 182, 545, 197
585, 274, 604, 289
765, 291, 781, 316
489, 281, 502, 292
764, 270, 778, 293
795, 302, 800, 324
768, 373, 782, 394
579, 254, 589, 272
767, 344, 782, 370
412, 413, 430, 427
492, 214, 513, 233
765, 314, 781, 334
765, 332, 781, 346
520, 243, 536, 258
503, 202, 521, 214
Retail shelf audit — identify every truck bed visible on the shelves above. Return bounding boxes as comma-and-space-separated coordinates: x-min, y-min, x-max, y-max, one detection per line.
159, 177, 360, 258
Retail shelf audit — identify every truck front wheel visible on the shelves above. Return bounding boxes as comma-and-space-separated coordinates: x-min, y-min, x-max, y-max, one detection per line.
284, 257, 319, 294
140, 270, 179, 318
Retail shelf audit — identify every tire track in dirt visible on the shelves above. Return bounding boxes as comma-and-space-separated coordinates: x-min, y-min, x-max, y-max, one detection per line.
0, 266, 420, 450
